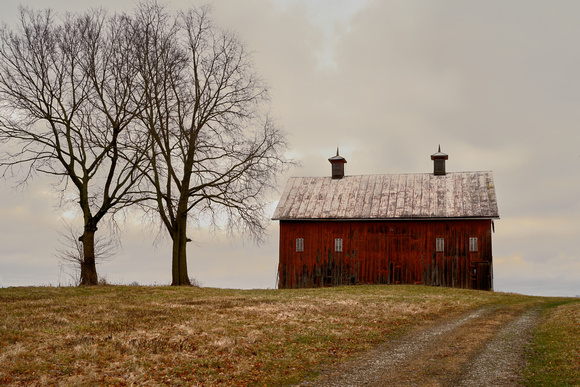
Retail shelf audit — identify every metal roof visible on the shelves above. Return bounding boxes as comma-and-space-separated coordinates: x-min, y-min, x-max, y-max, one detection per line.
272, 171, 499, 220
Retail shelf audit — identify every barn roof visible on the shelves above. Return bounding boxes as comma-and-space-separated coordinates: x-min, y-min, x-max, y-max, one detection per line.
272, 171, 499, 220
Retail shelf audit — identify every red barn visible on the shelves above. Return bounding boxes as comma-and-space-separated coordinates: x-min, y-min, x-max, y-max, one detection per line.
272, 148, 500, 290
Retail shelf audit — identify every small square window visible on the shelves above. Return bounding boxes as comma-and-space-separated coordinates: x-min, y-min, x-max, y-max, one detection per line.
335, 238, 343, 252
296, 238, 304, 252
436, 238, 444, 252
469, 237, 478, 252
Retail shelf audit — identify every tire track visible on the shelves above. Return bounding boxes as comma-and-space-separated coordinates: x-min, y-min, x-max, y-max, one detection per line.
298, 304, 540, 386
455, 307, 541, 386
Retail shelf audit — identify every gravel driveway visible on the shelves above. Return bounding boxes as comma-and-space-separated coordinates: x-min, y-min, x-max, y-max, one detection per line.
298, 304, 541, 386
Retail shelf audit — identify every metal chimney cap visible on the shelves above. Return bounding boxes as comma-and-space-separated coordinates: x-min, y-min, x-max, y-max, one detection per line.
328, 148, 347, 163
431, 145, 448, 160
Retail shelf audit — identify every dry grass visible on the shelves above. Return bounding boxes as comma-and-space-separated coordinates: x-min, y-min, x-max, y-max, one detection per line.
0, 285, 559, 386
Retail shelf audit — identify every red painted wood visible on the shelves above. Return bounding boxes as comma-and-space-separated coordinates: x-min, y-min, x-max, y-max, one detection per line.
278, 219, 493, 290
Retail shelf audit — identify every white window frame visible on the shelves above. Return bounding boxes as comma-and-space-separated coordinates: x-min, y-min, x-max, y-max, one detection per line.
296, 238, 304, 252
436, 238, 444, 252
469, 237, 478, 252
335, 238, 343, 252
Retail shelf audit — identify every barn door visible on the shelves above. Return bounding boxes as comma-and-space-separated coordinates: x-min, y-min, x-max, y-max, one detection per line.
387, 236, 403, 284
472, 262, 491, 291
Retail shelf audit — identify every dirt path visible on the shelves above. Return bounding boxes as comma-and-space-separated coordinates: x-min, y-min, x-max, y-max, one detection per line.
299, 304, 541, 386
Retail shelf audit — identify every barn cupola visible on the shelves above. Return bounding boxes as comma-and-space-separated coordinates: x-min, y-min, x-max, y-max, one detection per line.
328, 148, 347, 179
431, 145, 448, 176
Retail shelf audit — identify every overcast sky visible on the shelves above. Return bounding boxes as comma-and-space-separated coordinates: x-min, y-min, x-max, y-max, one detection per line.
0, 0, 579, 297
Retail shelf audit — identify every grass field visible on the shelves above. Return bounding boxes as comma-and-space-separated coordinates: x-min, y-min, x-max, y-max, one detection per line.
523, 300, 580, 386
0, 285, 577, 386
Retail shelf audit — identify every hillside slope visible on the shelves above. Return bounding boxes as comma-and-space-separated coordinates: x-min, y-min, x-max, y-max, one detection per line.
0, 285, 577, 385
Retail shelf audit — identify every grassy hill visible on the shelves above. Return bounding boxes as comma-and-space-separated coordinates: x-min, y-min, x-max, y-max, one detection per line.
0, 285, 578, 385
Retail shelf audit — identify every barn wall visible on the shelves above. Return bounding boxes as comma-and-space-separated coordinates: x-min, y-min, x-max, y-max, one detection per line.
278, 219, 493, 290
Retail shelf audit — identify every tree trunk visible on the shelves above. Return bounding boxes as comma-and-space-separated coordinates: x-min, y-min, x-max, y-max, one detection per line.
171, 212, 191, 286
79, 226, 98, 286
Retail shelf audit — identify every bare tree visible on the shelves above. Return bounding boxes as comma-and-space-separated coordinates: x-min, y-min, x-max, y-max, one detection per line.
133, 4, 290, 285
56, 221, 118, 286
0, 9, 149, 285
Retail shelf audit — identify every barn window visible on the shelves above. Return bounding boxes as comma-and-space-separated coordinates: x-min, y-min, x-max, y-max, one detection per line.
436, 238, 444, 252
469, 237, 478, 252
335, 238, 343, 252
296, 238, 304, 252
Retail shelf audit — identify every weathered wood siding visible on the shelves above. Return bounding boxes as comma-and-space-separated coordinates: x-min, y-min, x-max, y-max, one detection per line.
278, 219, 493, 290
